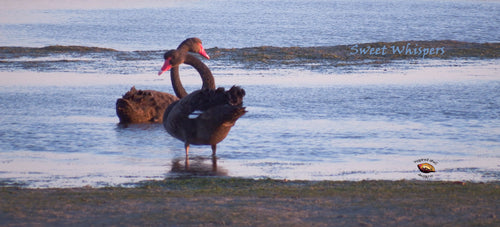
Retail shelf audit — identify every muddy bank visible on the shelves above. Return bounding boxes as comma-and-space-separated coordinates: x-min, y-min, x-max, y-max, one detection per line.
208, 40, 500, 68
1, 178, 499, 226
1, 40, 498, 73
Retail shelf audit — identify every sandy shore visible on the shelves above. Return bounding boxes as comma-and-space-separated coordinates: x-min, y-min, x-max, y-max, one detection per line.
1, 178, 499, 226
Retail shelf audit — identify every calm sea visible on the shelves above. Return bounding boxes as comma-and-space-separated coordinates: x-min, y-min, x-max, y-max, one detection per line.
1, 0, 499, 50
0, 0, 499, 187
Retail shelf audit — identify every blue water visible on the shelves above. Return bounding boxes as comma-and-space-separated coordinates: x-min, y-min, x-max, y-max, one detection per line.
0, 0, 499, 187
1, 0, 499, 50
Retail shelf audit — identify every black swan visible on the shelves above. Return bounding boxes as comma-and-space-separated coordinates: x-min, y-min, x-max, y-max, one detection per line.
161, 49, 246, 156
116, 38, 211, 124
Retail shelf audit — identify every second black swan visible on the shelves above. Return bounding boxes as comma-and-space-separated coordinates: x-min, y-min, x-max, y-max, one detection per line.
116, 37, 212, 124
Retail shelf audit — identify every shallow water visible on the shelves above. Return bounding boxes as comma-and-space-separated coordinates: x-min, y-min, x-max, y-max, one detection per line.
0, 60, 499, 187
0, 0, 499, 187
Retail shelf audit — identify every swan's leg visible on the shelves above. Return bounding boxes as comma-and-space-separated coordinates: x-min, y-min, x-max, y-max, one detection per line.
212, 155, 217, 171
184, 142, 190, 157
211, 144, 217, 156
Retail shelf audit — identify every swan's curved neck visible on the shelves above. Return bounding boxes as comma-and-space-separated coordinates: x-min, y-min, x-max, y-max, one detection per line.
170, 54, 215, 98
170, 67, 187, 98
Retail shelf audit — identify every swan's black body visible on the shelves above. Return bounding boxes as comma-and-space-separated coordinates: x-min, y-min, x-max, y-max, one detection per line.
161, 50, 246, 156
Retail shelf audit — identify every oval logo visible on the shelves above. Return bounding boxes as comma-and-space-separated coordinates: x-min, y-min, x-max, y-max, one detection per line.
417, 163, 435, 173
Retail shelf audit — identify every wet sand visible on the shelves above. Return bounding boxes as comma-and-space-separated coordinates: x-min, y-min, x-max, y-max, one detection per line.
1, 178, 499, 226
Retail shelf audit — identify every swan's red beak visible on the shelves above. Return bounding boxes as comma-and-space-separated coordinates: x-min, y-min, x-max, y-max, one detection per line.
198, 43, 210, 59
158, 58, 172, 76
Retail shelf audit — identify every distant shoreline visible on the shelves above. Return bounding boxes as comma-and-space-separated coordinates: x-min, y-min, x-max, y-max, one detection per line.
1, 40, 498, 73
1, 40, 498, 58
208, 40, 499, 65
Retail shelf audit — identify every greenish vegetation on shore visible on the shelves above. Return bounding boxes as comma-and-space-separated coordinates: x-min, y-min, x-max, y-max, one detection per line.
1, 178, 499, 226
208, 40, 500, 68
1, 40, 498, 72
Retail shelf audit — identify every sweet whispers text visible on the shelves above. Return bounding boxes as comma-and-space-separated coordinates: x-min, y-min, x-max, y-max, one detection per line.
350, 43, 445, 59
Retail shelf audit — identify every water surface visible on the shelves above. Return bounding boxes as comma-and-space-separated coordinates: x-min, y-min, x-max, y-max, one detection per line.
1, 0, 499, 50
0, 0, 499, 187
1, 60, 499, 187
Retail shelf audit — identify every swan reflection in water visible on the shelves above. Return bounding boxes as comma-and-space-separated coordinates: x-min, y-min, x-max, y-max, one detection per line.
168, 155, 228, 177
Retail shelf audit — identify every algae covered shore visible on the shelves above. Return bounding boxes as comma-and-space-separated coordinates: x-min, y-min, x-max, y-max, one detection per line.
1, 40, 498, 73
208, 40, 500, 70
1, 178, 499, 226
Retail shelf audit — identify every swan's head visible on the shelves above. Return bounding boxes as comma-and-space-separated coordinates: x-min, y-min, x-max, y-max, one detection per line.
178, 37, 210, 60
158, 50, 184, 76
196, 42, 210, 60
